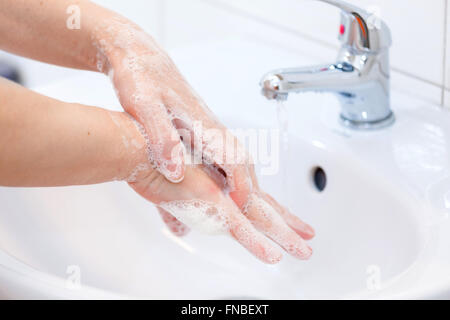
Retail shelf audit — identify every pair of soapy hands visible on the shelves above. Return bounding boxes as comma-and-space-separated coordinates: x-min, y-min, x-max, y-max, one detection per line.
97, 19, 314, 264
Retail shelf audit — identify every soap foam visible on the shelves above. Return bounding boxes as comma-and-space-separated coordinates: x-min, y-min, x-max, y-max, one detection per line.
243, 193, 311, 259
129, 112, 184, 183
93, 18, 186, 182
159, 199, 231, 235
158, 208, 190, 237
126, 163, 150, 183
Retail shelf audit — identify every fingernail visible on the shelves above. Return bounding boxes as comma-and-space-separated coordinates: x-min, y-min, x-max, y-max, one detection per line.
304, 224, 315, 237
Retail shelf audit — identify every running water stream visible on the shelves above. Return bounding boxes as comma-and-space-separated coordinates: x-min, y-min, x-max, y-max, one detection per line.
276, 100, 291, 207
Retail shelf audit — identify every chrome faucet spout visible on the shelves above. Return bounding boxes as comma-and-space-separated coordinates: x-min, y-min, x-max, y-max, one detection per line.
259, 0, 394, 130
261, 62, 358, 99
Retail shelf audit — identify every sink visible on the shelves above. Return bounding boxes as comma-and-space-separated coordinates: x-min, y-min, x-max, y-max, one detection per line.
0, 39, 449, 299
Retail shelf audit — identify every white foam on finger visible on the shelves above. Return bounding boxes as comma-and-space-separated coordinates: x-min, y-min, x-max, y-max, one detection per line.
159, 199, 231, 235
243, 193, 312, 259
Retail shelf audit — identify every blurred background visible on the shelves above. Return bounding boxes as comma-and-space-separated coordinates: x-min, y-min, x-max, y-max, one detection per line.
0, 0, 448, 106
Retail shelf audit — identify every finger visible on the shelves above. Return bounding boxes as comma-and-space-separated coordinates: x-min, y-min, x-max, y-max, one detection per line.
163, 89, 253, 200
242, 155, 314, 239
227, 164, 253, 209
133, 102, 186, 183
228, 210, 282, 265
132, 164, 281, 264
110, 71, 186, 183
261, 192, 315, 240
157, 207, 190, 237
244, 193, 312, 260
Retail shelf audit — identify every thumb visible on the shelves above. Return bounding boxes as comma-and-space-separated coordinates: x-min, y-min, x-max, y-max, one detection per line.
133, 102, 186, 183
109, 68, 186, 183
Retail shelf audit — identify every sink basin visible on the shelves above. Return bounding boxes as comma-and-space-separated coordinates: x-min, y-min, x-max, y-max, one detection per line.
1, 39, 449, 299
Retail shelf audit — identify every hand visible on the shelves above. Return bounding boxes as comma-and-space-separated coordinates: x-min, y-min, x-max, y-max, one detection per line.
129, 164, 314, 264
93, 17, 188, 183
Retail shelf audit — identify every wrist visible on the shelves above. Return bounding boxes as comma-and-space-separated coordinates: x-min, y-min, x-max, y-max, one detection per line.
111, 111, 153, 183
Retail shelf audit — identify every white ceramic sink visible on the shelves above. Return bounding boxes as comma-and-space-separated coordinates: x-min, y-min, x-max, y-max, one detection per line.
1, 39, 450, 299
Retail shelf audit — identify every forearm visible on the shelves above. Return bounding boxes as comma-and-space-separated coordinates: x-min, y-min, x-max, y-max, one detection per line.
0, 0, 128, 72
0, 78, 149, 187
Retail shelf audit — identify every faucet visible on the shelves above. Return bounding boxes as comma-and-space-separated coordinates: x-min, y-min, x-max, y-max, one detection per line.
260, 0, 394, 130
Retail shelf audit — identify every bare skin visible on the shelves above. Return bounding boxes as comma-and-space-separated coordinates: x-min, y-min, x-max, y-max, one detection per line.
0, 1, 315, 263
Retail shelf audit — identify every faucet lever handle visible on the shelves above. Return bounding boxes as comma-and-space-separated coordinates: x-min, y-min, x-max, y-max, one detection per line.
318, 0, 392, 53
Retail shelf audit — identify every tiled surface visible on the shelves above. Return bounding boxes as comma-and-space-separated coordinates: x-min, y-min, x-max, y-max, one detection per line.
445, 90, 450, 108
353, 0, 446, 88
207, 0, 342, 48
444, 0, 450, 108
213, 0, 446, 85
165, 0, 350, 64
163, 0, 337, 61
200, 0, 447, 105
163, 0, 234, 50
93, 0, 163, 42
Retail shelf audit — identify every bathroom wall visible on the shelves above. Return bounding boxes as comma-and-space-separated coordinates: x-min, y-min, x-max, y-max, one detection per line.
159, 0, 450, 108
2, 0, 449, 108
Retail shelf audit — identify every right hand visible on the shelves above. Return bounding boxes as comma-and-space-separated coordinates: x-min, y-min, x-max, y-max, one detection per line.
94, 17, 189, 184
128, 164, 314, 264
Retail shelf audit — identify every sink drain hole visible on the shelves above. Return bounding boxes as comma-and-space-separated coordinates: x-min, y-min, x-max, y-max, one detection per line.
312, 167, 326, 192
